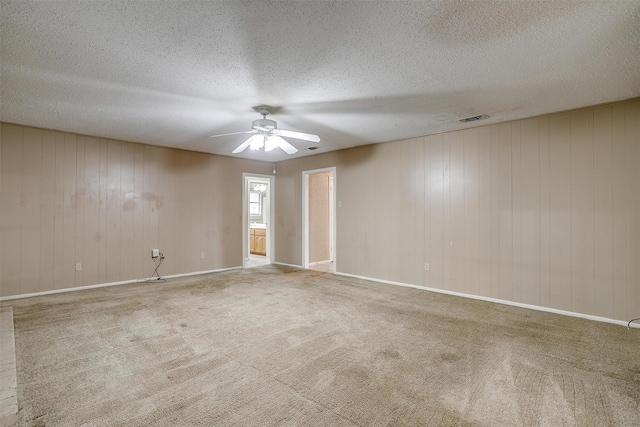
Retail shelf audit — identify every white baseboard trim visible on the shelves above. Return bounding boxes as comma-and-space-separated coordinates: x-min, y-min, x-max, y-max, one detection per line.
4, 266, 635, 329
273, 262, 303, 269
309, 260, 332, 266
334, 271, 639, 329
0, 266, 244, 302
163, 266, 242, 279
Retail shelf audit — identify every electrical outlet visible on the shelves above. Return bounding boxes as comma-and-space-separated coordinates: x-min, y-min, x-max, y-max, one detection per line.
152, 249, 160, 258
424, 263, 430, 271
338, 201, 342, 208
75, 263, 82, 271
201, 252, 205, 259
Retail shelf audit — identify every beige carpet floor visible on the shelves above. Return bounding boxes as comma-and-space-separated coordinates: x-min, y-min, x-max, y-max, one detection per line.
5, 265, 640, 426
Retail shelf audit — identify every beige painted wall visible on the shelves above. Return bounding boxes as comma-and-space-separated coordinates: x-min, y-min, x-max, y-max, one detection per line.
309, 171, 331, 263
0, 123, 274, 297
275, 99, 640, 322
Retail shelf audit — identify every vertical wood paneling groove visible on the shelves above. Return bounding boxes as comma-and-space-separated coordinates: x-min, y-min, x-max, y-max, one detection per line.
538, 119, 543, 306
477, 127, 491, 297
105, 141, 121, 282
133, 145, 145, 279
539, 117, 551, 307
570, 110, 595, 314
40, 131, 56, 292
463, 129, 479, 296
53, 133, 64, 289
625, 101, 640, 317
120, 142, 135, 281
149, 147, 160, 253
74, 137, 85, 287
511, 122, 522, 303
489, 125, 501, 299
498, 123, 513, 301
161, 148, 176, 275
83, 137, 100, 286
21, 127, 42, 294
62, 134, 77, 289
423, 137, 431, 288
443, 134, 451, 290
549, 114, 572, 310
0, 124, 2, 288
611, 104, 627, 319
98, 140, 108, 284
157, 148, 166, 273
203, 154, 214, 271
1, 125, 23, 296
378, 145, 391, 280
430, 135, 445, 289
593, 106, 614, 318
591, 111, 596, 317
449, 131, 464, 292
411, 139, 424, 286
143, 146, 151, 271
520, 118, 541, 306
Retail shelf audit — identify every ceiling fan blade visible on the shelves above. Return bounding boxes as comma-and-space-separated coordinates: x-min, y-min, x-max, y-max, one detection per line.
273, 129, 320, 143
232, 139, 251, 153
273, 136, 298, 154
210, 130, 255, 138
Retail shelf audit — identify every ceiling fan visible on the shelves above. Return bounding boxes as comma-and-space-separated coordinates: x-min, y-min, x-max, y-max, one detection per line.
210, 106, 320, 154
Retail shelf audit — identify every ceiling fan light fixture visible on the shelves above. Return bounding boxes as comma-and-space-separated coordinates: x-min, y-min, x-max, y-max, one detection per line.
264, 136, 278, 151
248, 134, 265, 150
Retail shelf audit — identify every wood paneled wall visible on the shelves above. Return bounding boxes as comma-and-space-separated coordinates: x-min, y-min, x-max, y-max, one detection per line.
0, 123, 274, 297
275, 99, 640, 322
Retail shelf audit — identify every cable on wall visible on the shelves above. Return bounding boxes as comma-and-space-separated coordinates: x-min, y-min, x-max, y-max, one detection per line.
146, 252, 166, 283
628, 318, 640, 330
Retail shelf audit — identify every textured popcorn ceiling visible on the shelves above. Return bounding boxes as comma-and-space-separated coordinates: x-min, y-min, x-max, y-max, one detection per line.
1, 1, 639, 161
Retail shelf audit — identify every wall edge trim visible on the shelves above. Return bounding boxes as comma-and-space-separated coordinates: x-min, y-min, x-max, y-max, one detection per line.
309, 260, 332, 266
273, 262, 303, 268
334, 272, 639, 328
0, 266, 243, 301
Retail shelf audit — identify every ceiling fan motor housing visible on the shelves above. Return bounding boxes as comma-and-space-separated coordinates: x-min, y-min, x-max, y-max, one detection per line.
252, 118, 277, 130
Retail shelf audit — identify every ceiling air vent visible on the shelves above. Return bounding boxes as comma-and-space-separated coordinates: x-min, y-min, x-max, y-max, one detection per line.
307, 146, 319, 151
459, 114, 490, 123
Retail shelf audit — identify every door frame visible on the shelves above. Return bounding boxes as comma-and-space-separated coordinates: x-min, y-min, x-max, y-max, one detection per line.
242, 173, 275, 267
302, 167, 337, 269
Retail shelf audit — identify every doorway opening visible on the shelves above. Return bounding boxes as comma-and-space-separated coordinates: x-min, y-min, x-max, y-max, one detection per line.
302, 167, 336, 272
243, 174, 274, 268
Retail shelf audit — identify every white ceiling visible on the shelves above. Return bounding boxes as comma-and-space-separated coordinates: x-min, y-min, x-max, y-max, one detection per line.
2, 1, 639, 162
